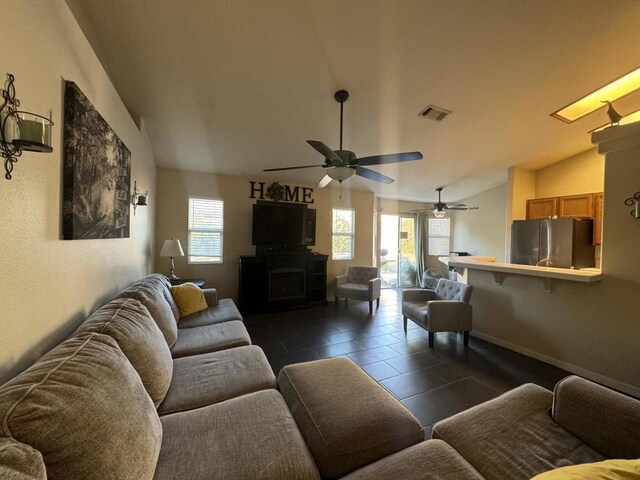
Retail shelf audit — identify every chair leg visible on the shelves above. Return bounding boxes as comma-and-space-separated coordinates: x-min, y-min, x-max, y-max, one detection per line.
369, 301, 373, 313
403, 316, 408, 332
428, 332, 434, 348
463, 331, 469, 347
376, 297, 380, 308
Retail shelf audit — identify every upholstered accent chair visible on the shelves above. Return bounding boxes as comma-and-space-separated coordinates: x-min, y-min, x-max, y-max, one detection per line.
334, 266, 382, 313
402, 278, 473, 347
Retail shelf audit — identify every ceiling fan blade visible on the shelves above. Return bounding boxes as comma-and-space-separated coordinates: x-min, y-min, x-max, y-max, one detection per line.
446, 203, 468, 207
263, 164, 325, 172
445, 206, 469, 210
307, 140, 344, 165
357, 151, 423, 166
317, 175, 332, 188
355, 166, 394, 184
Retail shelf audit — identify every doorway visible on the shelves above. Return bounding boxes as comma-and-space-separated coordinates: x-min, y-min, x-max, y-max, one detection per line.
379, 214, 417, 288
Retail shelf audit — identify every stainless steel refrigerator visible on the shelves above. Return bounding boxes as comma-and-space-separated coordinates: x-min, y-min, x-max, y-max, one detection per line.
510, 218, 595, 269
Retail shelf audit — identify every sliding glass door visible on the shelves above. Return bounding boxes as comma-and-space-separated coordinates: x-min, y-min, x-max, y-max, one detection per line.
380, 214, 417, 288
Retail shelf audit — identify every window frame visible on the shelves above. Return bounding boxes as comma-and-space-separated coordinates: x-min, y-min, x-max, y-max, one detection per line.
428, 217, 450, 256
187, 196, 224, 264
332, 208, 356, 261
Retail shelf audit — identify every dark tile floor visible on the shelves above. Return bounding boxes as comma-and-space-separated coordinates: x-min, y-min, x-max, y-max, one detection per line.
244, 289, 570, 433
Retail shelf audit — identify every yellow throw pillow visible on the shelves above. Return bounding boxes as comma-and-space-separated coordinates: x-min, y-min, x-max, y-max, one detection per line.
170, 283, 208, 317
531, 459, 640, 480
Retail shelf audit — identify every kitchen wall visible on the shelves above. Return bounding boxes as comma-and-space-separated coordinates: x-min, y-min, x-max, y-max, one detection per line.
155, 168, 375, 300
0, 1, 157, 384
449, 183, 507, 261
535, 148, 604, 198
468, 123, 640, 396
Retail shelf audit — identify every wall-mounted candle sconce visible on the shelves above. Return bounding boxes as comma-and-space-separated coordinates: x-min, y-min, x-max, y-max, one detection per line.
0, 73, 54, 180
624, 192, 640, 219
132, 181, 148, 215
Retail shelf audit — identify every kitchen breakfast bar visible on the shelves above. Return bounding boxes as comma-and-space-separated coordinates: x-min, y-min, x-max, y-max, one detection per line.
439, 256, 601, 293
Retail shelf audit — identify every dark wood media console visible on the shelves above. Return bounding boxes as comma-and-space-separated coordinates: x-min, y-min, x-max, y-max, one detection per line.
238, 253, 328, 313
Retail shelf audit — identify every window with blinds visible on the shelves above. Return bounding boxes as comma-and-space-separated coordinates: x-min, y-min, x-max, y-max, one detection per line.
188, 197, 223, 263
332, 208, 355, 260
428, 217, 450, 256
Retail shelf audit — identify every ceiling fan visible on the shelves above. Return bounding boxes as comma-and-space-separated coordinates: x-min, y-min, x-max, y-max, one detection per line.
431, 187, 477, 218
264, 90, 423, 188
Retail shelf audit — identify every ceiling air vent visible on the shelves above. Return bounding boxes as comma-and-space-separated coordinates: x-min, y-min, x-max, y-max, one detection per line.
419, 105, 451, 121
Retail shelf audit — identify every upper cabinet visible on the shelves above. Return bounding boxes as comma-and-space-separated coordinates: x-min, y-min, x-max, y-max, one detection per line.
526, 192, 603, 245
526, 197, 558, 219
558, 194, 593, 218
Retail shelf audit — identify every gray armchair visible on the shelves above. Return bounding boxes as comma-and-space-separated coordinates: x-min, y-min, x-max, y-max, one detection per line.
334, 266, 382, 313
402, 278, 473, 347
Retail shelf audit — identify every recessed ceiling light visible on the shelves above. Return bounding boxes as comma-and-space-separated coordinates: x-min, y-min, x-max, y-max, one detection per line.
589, 108, 640, 133
551, 66, 640, 123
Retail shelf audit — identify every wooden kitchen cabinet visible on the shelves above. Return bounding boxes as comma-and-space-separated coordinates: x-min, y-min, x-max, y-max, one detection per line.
558, 194, 593, 218
526, 197, 558, 219
593, 193, 604, 245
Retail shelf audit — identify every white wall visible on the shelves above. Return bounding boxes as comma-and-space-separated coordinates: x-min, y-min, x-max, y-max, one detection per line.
450, 183, 507, 261
155, 168, 375, 301
0, 1, 157, 384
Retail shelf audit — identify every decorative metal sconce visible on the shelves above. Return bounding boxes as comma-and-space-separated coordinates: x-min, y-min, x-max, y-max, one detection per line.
131, 181, 148, 215
624, 192, 640, 219
0, 73, 54, 180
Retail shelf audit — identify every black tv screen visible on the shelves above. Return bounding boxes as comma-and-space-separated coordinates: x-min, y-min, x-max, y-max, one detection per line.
252, 203, 316, 247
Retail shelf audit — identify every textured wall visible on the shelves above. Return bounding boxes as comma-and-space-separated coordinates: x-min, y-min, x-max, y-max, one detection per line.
0, 1, 156, 384
155, 168, 375, 301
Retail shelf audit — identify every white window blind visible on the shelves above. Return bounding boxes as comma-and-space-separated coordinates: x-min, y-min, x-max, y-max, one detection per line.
332, 208, 355, 260
428, 217, 450, 256
188, 197, 223, 263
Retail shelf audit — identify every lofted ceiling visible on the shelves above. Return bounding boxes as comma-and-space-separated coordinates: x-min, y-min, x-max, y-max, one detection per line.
65, 0, 640, 203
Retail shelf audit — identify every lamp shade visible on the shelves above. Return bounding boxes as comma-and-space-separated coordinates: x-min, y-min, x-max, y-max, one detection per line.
433, 209, 446, 218
327, 166, 356, 182
159, 238, 184, 257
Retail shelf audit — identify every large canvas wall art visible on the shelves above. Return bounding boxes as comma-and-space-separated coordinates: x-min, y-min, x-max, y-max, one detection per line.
63, 81, 130, 239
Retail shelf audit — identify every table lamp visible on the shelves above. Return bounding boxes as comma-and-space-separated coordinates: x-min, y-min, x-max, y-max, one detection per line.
159, 238, 184, 279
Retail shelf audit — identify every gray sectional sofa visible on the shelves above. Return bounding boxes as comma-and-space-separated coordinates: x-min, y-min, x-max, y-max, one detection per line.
0, 273, 638, 479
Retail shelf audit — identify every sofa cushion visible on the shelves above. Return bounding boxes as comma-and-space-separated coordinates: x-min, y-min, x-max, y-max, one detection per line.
336, 282, 369, 300
119, 279, 178, 347
341, 440, 484, 480
0, 333, 162, 480
434, 278, 473, 302
433, 383, 605, 480
170, 320, 251, 358
75, 297, 173, 407
170, 282, 208, 317
134, 273, 180, 321
158, 345, 276, 415
0, 438, 46, 480
347, 266, 378, 284
177, 298, 243, 329
278, 357, 424, 479
154, 390, 320, 480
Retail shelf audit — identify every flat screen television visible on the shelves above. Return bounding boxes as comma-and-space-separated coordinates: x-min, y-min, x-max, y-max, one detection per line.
252, 202, 316, 247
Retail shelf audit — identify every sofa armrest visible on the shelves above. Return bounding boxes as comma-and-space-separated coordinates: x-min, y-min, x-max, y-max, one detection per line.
335, 274, 347, 287
426, 300, 472, 331
402, 288, 437, 302
203, 288, 219, 306
368, 277, 381, 299
552, 375, 640, 459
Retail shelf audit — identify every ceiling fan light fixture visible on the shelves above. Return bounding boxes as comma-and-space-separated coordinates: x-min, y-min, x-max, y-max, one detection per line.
433, 209, 446, 218
327, 166, 355, 182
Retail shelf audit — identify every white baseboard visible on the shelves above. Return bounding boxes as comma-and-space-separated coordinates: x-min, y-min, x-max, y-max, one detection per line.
471, 331, 640, 398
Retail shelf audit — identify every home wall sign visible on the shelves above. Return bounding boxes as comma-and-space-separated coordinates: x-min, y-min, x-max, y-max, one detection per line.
62, 81, 131, 239
249, 181, 314, 204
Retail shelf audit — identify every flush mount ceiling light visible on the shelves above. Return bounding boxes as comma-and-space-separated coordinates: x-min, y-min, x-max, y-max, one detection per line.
551, 66, 640, 123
